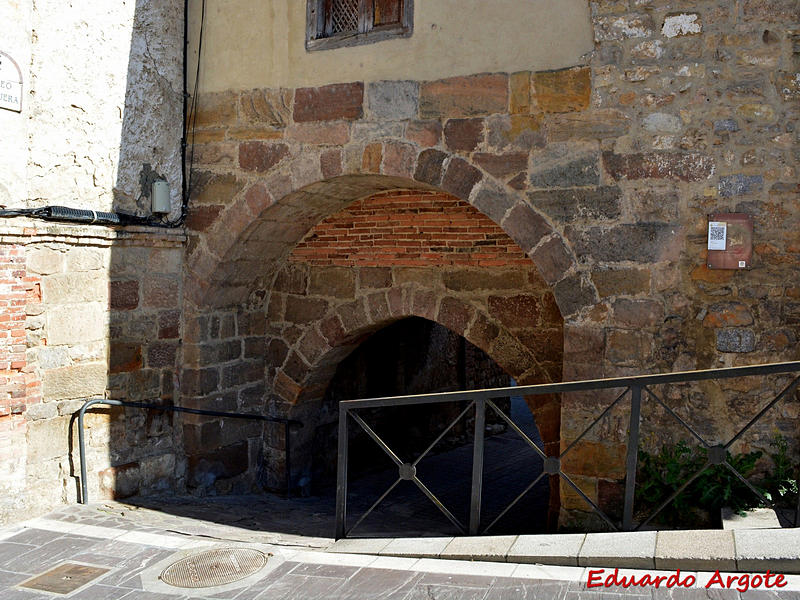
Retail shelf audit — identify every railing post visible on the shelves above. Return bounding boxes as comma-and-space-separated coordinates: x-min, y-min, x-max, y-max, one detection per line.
469, 398, 486, 535
335, 403, 349, 539
284, 421, 291, 499
623, 386, 642, 530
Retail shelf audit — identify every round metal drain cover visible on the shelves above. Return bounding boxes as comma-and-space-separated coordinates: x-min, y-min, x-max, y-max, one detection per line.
160, 548, 268, 588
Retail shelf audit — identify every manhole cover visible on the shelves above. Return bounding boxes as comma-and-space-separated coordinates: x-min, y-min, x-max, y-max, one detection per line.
20, 563, 110, 595
160, 548, 268, 588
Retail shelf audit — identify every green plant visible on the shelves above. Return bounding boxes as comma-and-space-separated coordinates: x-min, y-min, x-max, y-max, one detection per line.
762, 434, 799, 508
635, 441, 763, 526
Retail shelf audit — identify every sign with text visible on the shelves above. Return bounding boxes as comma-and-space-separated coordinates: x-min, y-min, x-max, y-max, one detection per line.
707, 213, 753, 269
0, 50, 23, 113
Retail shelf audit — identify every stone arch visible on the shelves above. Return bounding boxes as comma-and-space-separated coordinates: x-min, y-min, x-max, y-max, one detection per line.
184, 140, 597, 318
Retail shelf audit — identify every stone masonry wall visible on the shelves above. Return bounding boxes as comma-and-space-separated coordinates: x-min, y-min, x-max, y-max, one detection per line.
182, 0, 799, 528
0, 222, 185, 523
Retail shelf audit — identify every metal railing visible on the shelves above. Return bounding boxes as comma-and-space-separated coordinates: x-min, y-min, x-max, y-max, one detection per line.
335, 361, 800, 538
76, 398, 302, 504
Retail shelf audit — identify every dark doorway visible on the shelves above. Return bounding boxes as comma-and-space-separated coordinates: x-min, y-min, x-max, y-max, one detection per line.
313, 317, 550, 536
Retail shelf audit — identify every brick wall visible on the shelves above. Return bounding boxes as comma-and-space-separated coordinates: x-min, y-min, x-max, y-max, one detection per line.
291, 190, 530, 268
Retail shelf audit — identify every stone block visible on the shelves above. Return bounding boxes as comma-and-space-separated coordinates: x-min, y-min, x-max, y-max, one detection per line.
47, 303, 106, 344
562, 441, 627, 479
718, 174, 763, 197
734, 528, 800, 572
382, 141, 416, 178
593, 14, 655, 41
367, 80, 419, 120
579, 531, 657, 569
473, 153, 528, 179
501, 204, 551, 254
611, 298, 664, 328
507, 534, 585, 566
309, 268, 355, 298
358, 267, 392, 289
471, 184, 516, 224
362, 142, 383, 173
487, 114, 545, 150
320, 149, 343, 178
405, 120, 442, 147
194, 91, 238, 128
509, 71, 531, 114
180, 368, 219, 396
238, 142, 289, 173
489, 295, 541, 329
716, 328, 756, 353
606, 329, 652, 364
590, 269, 650, 298
603, 151, 714, 182
189, 172, 246, 207
142, 275, 180, 309
441, 158, 482, 200
26, 248, 64, 275
440, 536, 517, 561
642, 112, 683, 134
42, 363, 107, 401
444, 118, 483, 152
553, 274, 598, 317
742, 0, 798, 22
530, 236, 573, 284
655, 530, 735, 571
287, 122, 350, 145
420, 73, 508, 118
548, 110, 630, 142
533, 66, 591, 113
293, 82, 364, 122
378, 537, 453, 558
529, 187, 620, 223
703, 302, 753, 327
186, 204, 223, 232
573, 224, 679, 262
661, 13, 702, 37
443, 270, 524, 292
736, 103, 776, 123
42, 272, 108, 305
64, 247, 106, 272
529, 155, 600, 189
239, 88, 291, 126
147, 342, 178, 369
109, 342, 143, 373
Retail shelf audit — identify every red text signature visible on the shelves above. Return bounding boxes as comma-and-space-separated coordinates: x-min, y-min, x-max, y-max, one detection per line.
587, 568, 787, 592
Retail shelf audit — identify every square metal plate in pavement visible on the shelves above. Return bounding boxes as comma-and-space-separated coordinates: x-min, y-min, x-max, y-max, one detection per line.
18, 562, 110, 595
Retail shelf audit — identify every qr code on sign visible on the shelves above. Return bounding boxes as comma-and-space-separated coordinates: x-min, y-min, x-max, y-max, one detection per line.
709, 226, 725, 241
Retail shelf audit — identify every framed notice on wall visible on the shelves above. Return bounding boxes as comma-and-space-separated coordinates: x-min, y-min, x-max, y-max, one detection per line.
707, 213, 753, 269
0, 50, 23, 113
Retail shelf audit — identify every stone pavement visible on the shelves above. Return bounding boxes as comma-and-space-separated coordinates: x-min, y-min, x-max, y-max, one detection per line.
0, 501, 798, 599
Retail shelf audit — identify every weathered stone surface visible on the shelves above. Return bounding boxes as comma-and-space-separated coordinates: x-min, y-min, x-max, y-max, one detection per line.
42, 272, 107, 304
441, 158, 483, 200
239, 88, 291, 126
190, 172, 246, 206
528, 187, 621, 223
186, 204, 223, 232
529, 155, 601, 188
606, 329, 652, 365
471, 184, 516, 224
238, 142, 289, 173
562, 441, 627, 478
736, 103, 776, 122
533, 66, 591, 113
320, 148, 343, 178
287, 122, 350, 145
510, 71, 531, 114
382, 141, 416, 178
611, 298, 664, 328
443, 270, 524, 291
443, 118, 483, 152
142, 275, 180, 309
309, 267, 355, 298
714, 119, 739, 133
487, 114, 545, 150
194, 91, 237, 128
742, 0, 798, 22
553, 274, 598, 317
591, 268, 651, 297
362, 142, 383, 173
603, 152, 715, 181
502, 204, 551, 253
293, 82, 364, 122
420, 73, 508, 118
548, 110, 630, 141
718, 174, 763, 197
531, 236, 573, 284
27, 248, 63, 275
716, 328, 756, 352
109, 342, 143, 373
147, 342, 178, 369
284, 296, 329, 324
367, 80, 419, 120
662, 13, 702, 38
594, 14, 655, 41
489, 295, 541, 329
642, 112, 683, 134
436, 297, 474, 335
573, 224, 679, 262
47, 303, 106, 344
405, 120, 442, 147
42, 363, 107, 400
413, 148, 447, 186
472, 153, 528, 179
703, 302, 754, 327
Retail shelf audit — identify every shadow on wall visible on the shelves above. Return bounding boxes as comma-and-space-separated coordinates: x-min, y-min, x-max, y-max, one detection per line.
77, 0, 185, 504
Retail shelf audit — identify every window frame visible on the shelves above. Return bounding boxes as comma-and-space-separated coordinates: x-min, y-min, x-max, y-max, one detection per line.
306, 0, 414, 51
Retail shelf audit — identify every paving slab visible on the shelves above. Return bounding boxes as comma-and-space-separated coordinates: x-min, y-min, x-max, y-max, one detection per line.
378, 536, 453, 558
655, 529, 736, 571
578, 531, 657, 569
327, 537, 393, 555
721, 507, 781, 530
440, 535, 517, 561
507, 533, 585, 566
734, 527, 800, 573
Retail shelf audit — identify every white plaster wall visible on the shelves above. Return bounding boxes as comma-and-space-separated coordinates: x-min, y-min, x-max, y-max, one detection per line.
188, 0, 594, 92
0, 0, 32, 207
5, 0, 183, 216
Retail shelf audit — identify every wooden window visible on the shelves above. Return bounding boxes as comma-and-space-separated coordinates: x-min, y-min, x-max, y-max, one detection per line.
306, 0, 413, 51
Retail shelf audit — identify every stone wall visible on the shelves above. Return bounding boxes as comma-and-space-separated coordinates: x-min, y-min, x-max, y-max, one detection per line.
0, 222, 184, 522
183, 0, 799, 529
